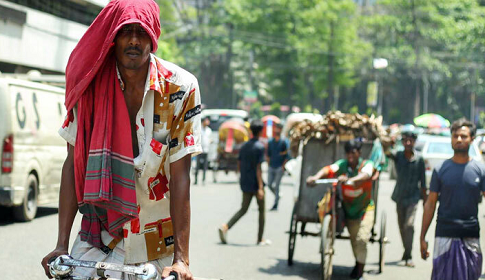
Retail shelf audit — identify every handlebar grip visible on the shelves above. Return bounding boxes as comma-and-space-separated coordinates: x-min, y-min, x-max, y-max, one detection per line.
48, 256, 58, 265
164, 272, 178, 280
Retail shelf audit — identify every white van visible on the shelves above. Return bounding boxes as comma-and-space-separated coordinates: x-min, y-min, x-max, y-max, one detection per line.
0, 77, 67, 221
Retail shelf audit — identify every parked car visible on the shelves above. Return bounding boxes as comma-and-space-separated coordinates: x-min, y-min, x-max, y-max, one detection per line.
474, 129, 485, 160
415, 135, 482, 187
0, 77, 67, 221
200, 109, 248, 169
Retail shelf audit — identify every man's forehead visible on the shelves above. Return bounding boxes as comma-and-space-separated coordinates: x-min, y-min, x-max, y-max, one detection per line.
121, 23, 143, 29
454, 126, 471, 133
452, 126, 472, 137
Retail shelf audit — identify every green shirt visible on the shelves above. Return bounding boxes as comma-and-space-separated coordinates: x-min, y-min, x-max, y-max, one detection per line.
327, 158, 375, 219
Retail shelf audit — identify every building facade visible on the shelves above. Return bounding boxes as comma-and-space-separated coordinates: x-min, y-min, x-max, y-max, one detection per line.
0, 0, 107, 74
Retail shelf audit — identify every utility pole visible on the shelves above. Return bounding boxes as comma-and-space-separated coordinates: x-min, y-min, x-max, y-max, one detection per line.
423, 73, 429, 113
373, 58, 388, 116
249, 49, 255, 92
471, 68, 479, 122
326, 20, 335, 113
226, 24, 235, 109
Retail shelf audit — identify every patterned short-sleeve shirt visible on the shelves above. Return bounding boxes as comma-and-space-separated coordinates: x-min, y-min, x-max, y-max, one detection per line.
59, 54, 202, 264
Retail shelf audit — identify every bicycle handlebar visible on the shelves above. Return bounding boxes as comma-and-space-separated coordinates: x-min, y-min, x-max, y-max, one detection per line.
314, 179, 354, 186
48, 255, 176, 280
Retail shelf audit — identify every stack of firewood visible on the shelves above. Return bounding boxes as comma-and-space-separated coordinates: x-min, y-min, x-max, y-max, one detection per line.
289, 111, 392, 156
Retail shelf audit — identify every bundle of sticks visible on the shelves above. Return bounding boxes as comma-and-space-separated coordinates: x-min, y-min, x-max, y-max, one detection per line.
289, 111, 392, 156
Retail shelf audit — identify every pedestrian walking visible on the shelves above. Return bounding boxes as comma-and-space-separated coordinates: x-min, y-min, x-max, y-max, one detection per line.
420, 118, 484, 280
266, 123, 289, 211
41, 1, 202, 279
307, 140, 374, 280
218, 120, 271, 246
195, 116, 212, 185
386, 129, 427, 267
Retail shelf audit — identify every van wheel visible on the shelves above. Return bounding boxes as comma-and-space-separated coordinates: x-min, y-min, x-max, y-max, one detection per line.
13, 174, 38, 222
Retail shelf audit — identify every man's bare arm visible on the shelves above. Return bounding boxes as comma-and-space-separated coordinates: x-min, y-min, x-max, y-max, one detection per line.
306, 166, 330, 185
420, 158, 427, 203
421, 187, 428, 206
41, 145, 78, 278
420, 191, 438, 260
256, 163, 264, 200
165, 154, 193, 280
256, 163, 264, 190
347, 172, 371, 186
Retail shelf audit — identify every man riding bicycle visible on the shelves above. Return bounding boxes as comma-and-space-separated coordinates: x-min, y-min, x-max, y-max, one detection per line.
307, 140, 375, 280
41, 1, 202, 279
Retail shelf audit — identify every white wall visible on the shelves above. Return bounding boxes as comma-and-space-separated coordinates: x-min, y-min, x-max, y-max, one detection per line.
84, 0, 109, 7
0, 0, 90, 73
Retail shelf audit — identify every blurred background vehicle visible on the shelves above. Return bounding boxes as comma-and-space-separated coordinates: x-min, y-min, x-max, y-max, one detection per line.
200, 109, 248, 170
475, 129, 485, 159
0, 76, 67, 221
215, 118, 250, 178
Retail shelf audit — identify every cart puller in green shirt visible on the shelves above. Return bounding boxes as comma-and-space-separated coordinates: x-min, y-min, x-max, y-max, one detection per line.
307, 140, 375, 280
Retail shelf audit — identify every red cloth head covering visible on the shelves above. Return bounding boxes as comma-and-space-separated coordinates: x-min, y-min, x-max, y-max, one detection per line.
64, 0, 161, 247
65, 0, 161, 111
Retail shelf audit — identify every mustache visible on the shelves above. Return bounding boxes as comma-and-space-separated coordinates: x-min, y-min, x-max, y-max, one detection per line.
124, 46, 142, 54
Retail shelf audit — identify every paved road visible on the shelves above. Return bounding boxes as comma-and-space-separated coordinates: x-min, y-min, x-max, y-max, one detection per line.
2, 169, 485, 280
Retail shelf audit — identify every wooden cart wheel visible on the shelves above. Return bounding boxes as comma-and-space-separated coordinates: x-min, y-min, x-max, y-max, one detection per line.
320, 214, 334, 280
379, 212, 387, 274
288, 204, 298, 266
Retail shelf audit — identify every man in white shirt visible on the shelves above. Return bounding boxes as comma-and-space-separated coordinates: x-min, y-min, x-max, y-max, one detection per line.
195, 116, 212, 185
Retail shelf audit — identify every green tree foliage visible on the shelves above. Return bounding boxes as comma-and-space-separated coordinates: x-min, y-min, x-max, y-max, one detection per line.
157, 0, 485, 124
361, 0, 485, 123
157, 0, 368, 116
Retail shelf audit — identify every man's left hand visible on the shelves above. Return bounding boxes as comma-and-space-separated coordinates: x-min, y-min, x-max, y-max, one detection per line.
161, 261, 193, 280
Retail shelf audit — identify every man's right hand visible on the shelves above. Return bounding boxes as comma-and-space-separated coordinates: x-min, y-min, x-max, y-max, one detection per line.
420, 239, 429, 260
41, 247, 69, 278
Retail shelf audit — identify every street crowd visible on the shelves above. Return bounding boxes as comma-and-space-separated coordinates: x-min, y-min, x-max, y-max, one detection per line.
214, 117, 484, 280
39, 1, 485, 280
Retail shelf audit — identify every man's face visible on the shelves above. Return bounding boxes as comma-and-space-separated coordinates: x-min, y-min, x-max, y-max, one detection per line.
274, 126, 281, 137
114, 24, 151, 70
203, 118, 210, 126
346, 149, 360, 166
451, 126, 473, 154
402, 136, 416, 151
